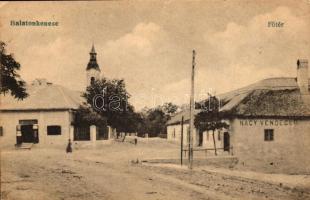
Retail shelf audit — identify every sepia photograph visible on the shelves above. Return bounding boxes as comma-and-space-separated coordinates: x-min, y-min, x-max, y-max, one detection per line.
0, 1, 310, 199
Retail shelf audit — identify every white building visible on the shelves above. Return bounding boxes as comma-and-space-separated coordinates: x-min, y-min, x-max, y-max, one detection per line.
0, 79, 83, 148
0, 45, 109, 148
167, 59, 310, 173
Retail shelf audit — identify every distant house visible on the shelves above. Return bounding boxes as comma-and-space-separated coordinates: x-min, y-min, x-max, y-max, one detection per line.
0, 45, 111, 148
167, 59, 310, 173
166, 109, 201, 145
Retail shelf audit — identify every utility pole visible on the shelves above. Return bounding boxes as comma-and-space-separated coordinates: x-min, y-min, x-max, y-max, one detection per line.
189, 50, 196, 169
180, 116, 184, 166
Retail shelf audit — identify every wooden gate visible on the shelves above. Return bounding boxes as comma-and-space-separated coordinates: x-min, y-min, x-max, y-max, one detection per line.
74, 126, 90, 141
96, 125, 108, 140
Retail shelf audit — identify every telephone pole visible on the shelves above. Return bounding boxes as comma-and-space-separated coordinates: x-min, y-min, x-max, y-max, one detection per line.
189, 50, 196, 169
180, 116, 184, 166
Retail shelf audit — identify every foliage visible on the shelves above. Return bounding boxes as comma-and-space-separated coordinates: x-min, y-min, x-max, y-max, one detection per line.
109, 104, 141, 133
83, 78, 139, 133
161, 102, 179, 116
73, 105, 107, 126
82, 78, 179, 136
0, 41, 28, 99
137, 103, 179, 137
194, 95, 229, 132
146, 108, 169, 137
194, 95, 228, 155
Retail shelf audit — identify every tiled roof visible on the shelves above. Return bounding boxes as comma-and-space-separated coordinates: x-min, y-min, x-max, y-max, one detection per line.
0, 79, 84, 111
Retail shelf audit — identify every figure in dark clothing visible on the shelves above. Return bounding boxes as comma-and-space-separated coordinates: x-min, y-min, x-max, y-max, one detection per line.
66, 139, 72, 153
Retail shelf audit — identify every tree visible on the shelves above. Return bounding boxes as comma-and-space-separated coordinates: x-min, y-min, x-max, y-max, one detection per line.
136, 113, 148, 137
0, 41, 28, 99
162, 102, 179, 116
83, 78, 139, 135
137, 103, 179, 137
73, 105, 107, 126
146, 108, 169, 137
194, 95, 229, 155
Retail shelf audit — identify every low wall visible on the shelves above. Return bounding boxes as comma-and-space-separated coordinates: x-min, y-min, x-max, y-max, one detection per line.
144, 157, 239, 168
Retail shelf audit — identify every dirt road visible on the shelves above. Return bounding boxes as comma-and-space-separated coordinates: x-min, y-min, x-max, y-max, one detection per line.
1, 140, 310, 200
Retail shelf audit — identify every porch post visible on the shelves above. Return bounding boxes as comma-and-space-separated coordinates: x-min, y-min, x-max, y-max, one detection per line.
69, 125, 74, 140
90, 125, 96, 142
108, 126, 112, 139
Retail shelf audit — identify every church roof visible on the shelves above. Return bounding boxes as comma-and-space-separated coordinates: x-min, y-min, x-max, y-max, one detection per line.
167, 77, 310, 125
87, 60, 100, 71
87, 45, 100, 71
0, 79, 84, 111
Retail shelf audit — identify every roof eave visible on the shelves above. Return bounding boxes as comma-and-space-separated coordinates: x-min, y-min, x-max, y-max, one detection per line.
0, 108, 77, 112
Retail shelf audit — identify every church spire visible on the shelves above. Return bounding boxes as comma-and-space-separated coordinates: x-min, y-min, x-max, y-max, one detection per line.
90, 44, 96, 54
86, 44, 101, 86
86, 44, 100, 71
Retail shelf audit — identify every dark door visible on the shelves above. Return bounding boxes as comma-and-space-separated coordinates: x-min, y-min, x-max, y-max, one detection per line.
223, 132, 230, 151
21, 125, 35, 143
198, 130, 203, 146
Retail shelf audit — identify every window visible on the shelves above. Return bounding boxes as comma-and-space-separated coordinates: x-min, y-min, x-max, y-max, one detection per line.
0, 126, 3, 136
218, 131, 221, 141
47, 126, 61, 135
264, 129, 274, 141
90, 77, 95, 85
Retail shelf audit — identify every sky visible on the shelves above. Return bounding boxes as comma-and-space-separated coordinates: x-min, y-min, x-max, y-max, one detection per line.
0, 0, 309, 110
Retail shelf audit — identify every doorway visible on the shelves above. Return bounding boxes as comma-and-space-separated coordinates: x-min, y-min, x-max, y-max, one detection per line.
18, 120, 39, 144
21, 125, 35, 143
223, 132, 230, 151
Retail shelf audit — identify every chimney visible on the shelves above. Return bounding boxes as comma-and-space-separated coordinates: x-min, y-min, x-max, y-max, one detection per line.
297, 59, 309, 95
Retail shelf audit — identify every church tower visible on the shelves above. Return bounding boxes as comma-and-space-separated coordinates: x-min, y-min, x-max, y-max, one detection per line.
86, 44, 101, 86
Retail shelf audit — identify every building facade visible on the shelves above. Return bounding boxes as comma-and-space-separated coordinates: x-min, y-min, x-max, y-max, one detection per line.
0, 45, 109, 148
167, 59, 310, 173
0, 79, 81, 148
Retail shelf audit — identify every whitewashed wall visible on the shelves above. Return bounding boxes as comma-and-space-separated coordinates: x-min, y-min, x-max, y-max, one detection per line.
0, 110, 72, 148
167, 123, 200, 146
230, 118, 310, 173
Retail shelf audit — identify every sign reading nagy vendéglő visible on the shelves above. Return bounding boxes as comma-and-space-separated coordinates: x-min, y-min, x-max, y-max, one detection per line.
239, 119, 297, 126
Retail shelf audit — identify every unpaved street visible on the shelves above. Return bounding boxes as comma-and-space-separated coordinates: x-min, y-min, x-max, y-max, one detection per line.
1, 139, 310, 200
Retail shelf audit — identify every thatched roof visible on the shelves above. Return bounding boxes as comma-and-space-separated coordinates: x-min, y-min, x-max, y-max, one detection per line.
0, 79, 84, 111
225, 89, 310, 118
167, 77, 310, 125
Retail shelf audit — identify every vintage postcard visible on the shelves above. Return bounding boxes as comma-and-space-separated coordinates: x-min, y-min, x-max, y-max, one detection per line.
0, 1, 310, 199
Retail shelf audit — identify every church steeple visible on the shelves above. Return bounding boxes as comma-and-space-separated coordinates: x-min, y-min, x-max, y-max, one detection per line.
86, 44, 101, 87
90, 44, 96, 54
86, 44, 100, 71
